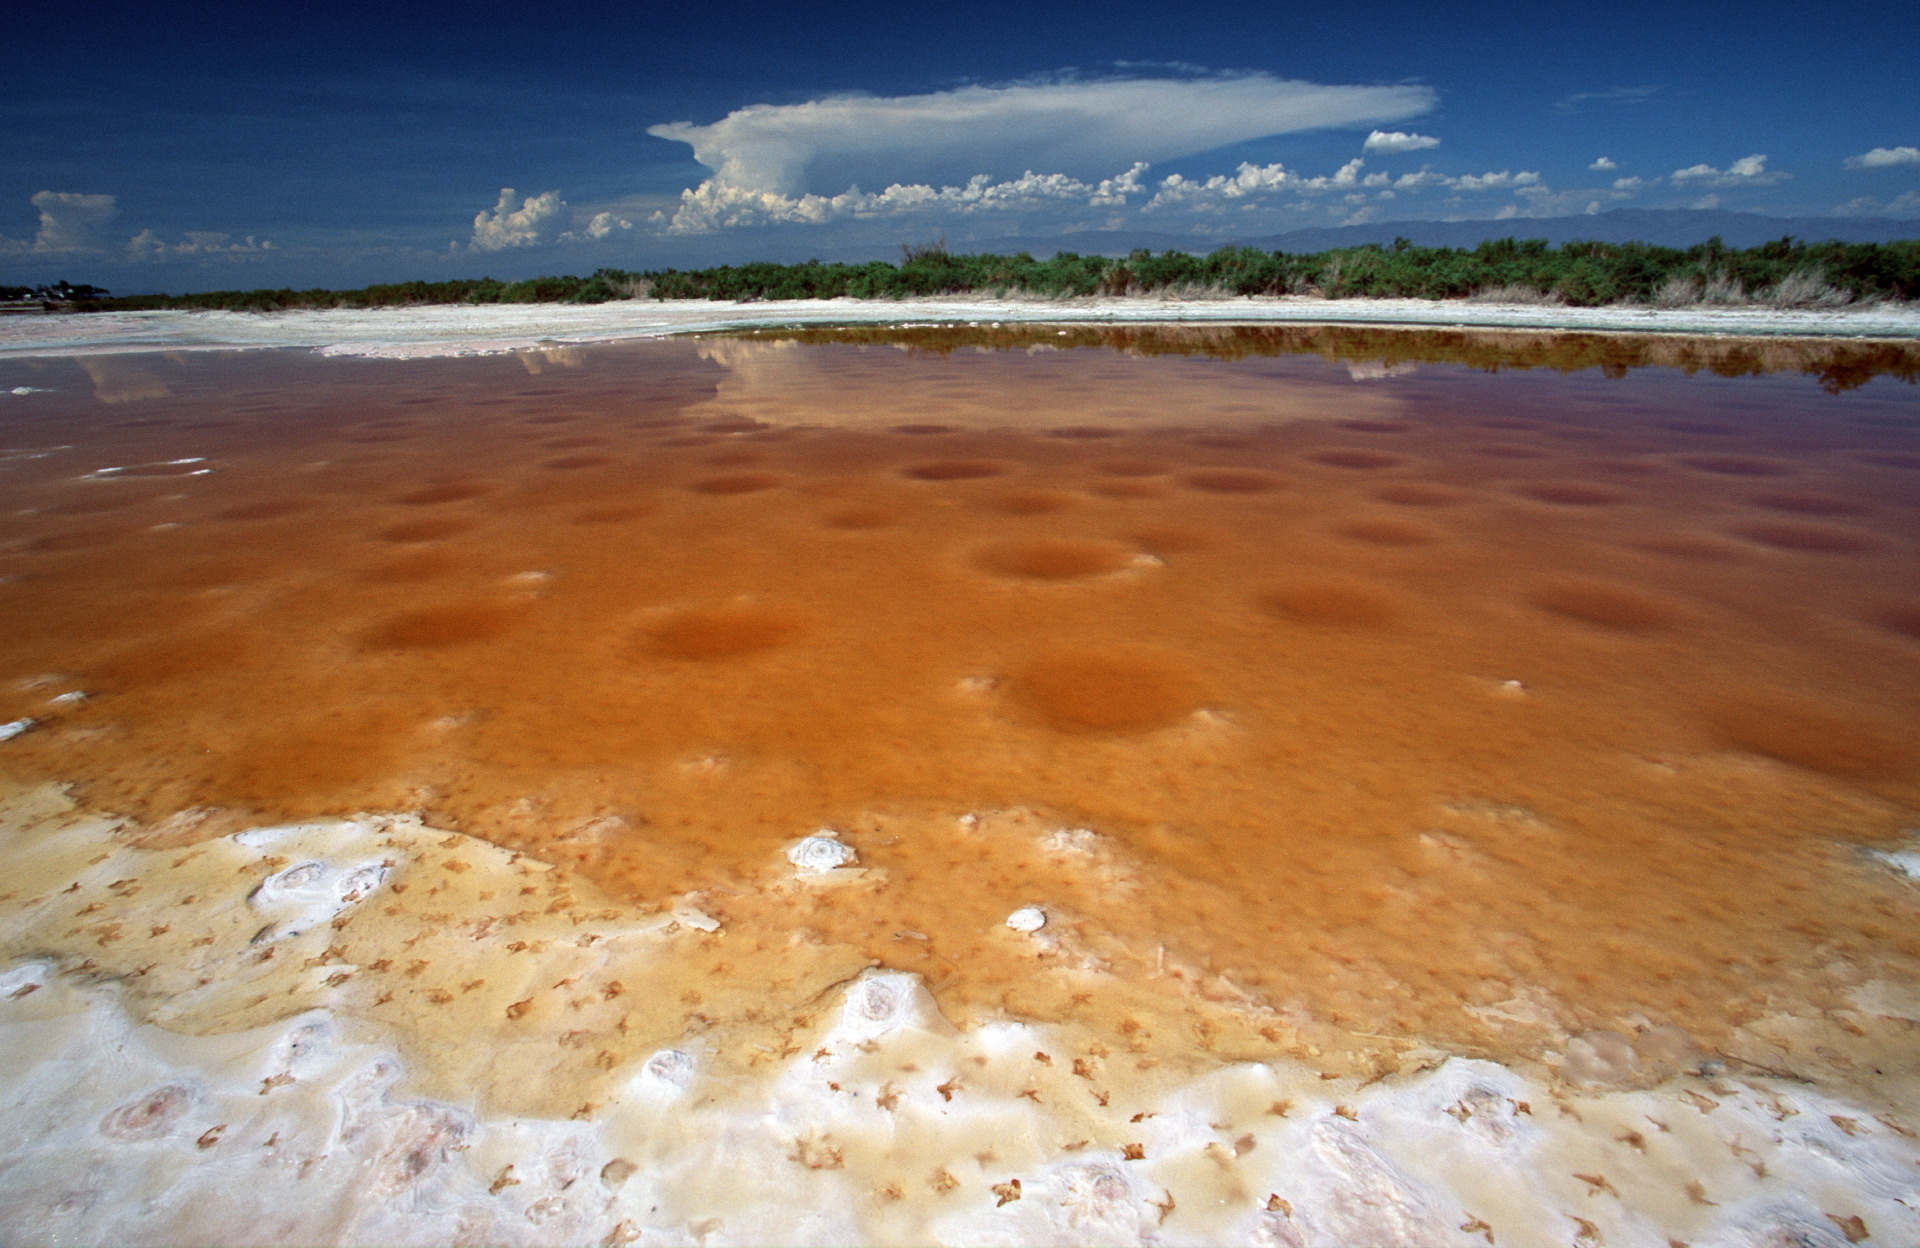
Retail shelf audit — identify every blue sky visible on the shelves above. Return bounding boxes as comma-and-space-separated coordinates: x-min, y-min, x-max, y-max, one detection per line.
4, 0, 1917, 290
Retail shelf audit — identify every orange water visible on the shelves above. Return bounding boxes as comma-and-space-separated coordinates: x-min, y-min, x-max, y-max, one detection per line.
2, 327, 1918, 1061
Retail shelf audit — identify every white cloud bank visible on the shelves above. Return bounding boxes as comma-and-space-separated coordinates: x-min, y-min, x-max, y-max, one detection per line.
1362, 130, 1439, 154
467, 189, 635, 251
645, 76, 1458, 236
1146, 160, 1538, 210
1668, 153, 1788, 187
453, 83, 1824, 250
637, 152, 1555, 236
649, 74, 1434, 199
1, 192, 275, 260
127, 230, 274, 258
1845, 146, 1920, 169
655, 164, 1160, 234
1, 191, 119, 253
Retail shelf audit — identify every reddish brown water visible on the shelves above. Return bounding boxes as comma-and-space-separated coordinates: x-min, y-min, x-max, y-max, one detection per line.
2, 326, 1918, 1063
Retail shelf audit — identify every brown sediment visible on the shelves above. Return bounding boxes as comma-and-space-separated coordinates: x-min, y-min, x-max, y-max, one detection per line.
0, 326, 1916, 1093
973, 539, 1135, 580
1180, 468, 1282, 493
1012, 648, 1209, 733
643, 604, 809, 661
1516, 481, 1629, 506
1258, 580, 1404, 628
1528, 579, 1685, 632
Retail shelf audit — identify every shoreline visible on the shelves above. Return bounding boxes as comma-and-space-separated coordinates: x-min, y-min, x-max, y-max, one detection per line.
1, 295, 1918, 360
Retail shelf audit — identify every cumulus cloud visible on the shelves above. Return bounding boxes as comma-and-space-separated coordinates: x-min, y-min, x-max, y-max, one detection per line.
1845, 145, 1920, 169
1589, 156, 1618, 171
1668, 153, 1788, 187
648, 74, 1435, 199
1, 191, 277, 261
663, 164, 1152, 233
127, 230, 275, 258
1451, 170, 1542, 192
578, 211, 635, 240
470, 188, 568, 250
657, 147, 1567, 235
467, 189, 635, 250
1363, 130, 1439, 154
22, 191, 117, 251
1145, 160, 1544, 214
1146, 158, 1360, 209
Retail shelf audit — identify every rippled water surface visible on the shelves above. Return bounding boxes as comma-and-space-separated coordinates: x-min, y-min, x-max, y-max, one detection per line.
2, 325, 1917, 1066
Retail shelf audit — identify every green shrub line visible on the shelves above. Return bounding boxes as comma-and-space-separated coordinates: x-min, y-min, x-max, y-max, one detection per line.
25, 235, 1920, 313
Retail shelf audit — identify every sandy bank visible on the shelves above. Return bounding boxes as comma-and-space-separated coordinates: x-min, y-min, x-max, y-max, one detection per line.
1, 296, 1917, 360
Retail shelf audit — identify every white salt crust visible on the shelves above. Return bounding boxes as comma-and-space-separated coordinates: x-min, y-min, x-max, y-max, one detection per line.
1006, 906, 1049, 933
786, 831, 859, 874
0, 296, 1916, 361
1, 786, 1917, 1245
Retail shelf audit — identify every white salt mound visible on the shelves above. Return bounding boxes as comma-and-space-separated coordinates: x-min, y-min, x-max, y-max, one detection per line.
1872, 841, 1920, 879
786, 830, 858, 873
1006, 906, 1048, 933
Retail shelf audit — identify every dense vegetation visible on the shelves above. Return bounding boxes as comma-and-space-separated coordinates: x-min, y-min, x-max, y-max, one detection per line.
59, 272, 645, 313
36, 235, 1920, 313
641, 237, 1920, 306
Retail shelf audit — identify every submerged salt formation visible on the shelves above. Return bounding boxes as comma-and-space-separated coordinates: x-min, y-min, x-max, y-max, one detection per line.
787, 829, 859, 874
2, 781, 1918, 1246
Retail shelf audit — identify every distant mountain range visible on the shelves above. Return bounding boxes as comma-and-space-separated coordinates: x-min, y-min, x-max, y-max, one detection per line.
953, 208, 1920, 259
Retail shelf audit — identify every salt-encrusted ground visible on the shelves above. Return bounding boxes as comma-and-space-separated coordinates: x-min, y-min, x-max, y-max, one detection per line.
0, 295, 1916, 361
3, 782, 1916, 1247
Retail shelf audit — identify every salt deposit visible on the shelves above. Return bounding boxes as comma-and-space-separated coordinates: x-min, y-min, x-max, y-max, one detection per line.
0, 295, 1916, 362
1006, 906, 1048, 932
787, 830, 859, 873
1871, 842, 1920, 879
2, 780, 1917, 1246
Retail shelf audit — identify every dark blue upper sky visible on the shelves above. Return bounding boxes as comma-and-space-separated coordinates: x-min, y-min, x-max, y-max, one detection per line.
5, 0, 1916, 289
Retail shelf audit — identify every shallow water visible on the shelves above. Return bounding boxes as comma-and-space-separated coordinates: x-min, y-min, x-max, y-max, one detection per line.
2, 325, 1918, 1079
